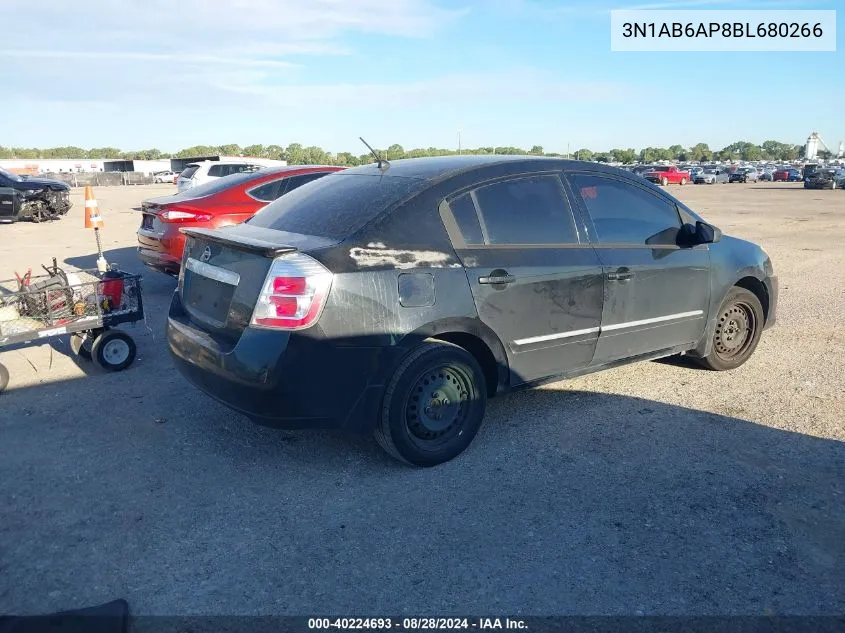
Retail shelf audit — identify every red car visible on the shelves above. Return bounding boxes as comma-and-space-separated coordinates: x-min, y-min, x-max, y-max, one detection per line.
137, 165, 344, 275
643, 165, 691, 186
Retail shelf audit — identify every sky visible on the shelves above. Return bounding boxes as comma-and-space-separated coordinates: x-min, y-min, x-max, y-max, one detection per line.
1, 0, 842, 154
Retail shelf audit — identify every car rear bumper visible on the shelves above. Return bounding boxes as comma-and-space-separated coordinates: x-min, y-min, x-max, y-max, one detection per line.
137, 229, 185, 274
166, 292, 390, 431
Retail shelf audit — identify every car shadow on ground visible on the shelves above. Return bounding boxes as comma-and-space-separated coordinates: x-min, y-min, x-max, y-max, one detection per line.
0, 371, 843, 615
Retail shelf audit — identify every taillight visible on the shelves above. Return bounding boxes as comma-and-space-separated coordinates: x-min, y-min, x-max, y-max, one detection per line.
251, 253, 332, 330
159, 208, 212, 223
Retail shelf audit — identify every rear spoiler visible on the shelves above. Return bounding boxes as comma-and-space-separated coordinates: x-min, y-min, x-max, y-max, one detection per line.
180, 227, 298, 258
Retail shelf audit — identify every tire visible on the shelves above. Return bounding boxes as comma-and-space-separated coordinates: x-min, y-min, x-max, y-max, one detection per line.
660, 177, 669, 186
694, 287, 764, 371
0, 362, 8, 394
91, 330, 136, 371
70, 331, 97, 360
375, 340, 487, 467
680, 178, 687, 185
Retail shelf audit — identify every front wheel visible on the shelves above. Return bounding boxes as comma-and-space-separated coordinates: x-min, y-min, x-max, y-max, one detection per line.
680, 177, 687, 185
695, 287, 764, 371
375, 340, 487, 467
91, 330, 137, 371
0, 363, 8, 393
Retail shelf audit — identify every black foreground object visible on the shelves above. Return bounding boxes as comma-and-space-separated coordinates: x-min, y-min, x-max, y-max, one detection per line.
0, 599, 129, 633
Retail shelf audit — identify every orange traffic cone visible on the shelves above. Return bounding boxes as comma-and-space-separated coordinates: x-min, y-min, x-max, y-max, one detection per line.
84, 185, 104, 229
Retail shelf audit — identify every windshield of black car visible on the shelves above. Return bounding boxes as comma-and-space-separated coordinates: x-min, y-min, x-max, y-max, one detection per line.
247, 173, 427, 240
0, 167, 22, 182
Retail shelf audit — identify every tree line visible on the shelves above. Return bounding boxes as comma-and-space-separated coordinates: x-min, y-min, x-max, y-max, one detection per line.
0, 139, 817, 166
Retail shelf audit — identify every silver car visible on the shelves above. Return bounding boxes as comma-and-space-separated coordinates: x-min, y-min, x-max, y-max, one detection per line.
694, 168, 729, 184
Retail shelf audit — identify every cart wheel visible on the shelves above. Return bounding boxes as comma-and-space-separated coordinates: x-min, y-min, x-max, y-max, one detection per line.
70, 332, 95, 360
91, 330, 136, 372
0, 363, 8, 393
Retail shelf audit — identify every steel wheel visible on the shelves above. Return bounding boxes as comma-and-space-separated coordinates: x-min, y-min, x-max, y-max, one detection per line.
695, 287, 765, 371
375, 340, 487, 466
404, 366, 473, 449
713, 301, 756, 362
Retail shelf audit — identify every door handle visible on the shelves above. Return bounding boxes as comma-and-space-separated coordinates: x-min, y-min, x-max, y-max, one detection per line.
606, 268, 633, 281
479, 274, 515, 285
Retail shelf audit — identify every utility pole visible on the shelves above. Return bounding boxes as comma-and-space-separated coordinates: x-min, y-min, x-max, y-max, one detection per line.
457, 127, 462, 155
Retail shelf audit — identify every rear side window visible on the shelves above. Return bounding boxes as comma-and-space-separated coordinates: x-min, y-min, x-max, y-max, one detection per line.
208, 164, 225, 177
568, 173, 682, 245
448, 194, 484, 245
285, 171, 330, 192
463, 175, 579, 245
247, 174, 426, 240
180, 165, 199, 179
248, 178, 287, 202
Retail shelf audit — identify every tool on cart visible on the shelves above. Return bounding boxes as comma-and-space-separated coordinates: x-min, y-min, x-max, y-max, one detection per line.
0, 261, 144, 393
84, 185, 109, 273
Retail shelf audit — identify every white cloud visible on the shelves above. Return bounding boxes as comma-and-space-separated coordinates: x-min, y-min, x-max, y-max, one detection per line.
209, 69, 633, 110
2, 0, 464, 56
0, 50, 301, 69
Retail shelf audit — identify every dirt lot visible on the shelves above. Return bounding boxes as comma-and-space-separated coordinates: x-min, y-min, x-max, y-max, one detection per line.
0, 182, 843, 616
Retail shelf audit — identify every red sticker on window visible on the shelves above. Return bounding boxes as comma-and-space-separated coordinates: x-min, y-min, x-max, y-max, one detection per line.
581, 186, 597, 199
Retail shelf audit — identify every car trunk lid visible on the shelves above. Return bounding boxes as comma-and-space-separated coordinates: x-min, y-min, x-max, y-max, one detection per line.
178, 224, 338, 343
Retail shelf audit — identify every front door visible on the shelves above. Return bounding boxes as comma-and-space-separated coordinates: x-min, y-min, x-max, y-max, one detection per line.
0, 176, 18, 221
440, 173, 605, 385
565, 171, 711, 365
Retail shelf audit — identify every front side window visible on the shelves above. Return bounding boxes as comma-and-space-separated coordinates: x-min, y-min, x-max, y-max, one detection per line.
567, 173, 682, 245
450, 174, 579, 246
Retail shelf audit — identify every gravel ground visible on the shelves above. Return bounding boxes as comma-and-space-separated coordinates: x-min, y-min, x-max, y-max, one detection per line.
0, 182, 843, 616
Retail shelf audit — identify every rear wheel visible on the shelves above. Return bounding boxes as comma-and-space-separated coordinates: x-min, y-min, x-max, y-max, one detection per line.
660, 177, 669, 186
91, 330, 136, 371
695, 287, 764, 371
375, 340, 487, 467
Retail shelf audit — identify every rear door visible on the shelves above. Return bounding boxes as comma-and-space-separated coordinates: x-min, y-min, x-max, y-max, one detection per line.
441, 172, 604, 385
565, 170, 711, 365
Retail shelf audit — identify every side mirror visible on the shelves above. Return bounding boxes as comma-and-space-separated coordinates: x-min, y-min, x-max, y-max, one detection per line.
695, 221, 721, 244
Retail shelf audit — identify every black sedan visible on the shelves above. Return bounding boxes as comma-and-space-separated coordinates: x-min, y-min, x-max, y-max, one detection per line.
167, 156, 778, 466
0, 167, 72, 223
804, 169, 841, 189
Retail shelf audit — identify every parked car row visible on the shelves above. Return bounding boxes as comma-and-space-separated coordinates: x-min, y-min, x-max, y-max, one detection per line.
136, 155, 779, 467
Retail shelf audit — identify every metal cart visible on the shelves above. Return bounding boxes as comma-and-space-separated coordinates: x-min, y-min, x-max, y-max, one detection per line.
0, 259, 144, 393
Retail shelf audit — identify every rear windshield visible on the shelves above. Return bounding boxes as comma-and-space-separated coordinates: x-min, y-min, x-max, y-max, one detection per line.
247, 173, 426, 240
180, 165, 200, 179
170, 170, 275, 199
651, 166, 669, 172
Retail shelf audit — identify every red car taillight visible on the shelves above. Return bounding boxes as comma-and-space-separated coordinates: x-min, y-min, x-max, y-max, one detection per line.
159, 208, 212, 223
250, 253, 333, 330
